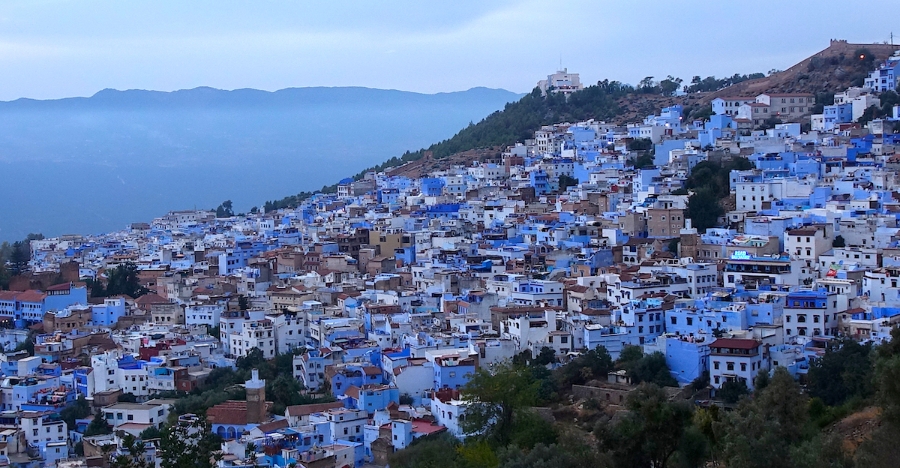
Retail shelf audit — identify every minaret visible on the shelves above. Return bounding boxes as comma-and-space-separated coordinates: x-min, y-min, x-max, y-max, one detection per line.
680, 218, 699, 260
245, 368, 266, 424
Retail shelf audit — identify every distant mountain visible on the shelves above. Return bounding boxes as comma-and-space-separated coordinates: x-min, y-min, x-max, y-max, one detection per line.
0, 86, 523, 241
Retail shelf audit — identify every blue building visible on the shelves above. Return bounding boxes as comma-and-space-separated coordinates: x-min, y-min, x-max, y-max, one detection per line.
343, 384, 400, 414
529, 169, 551, 195
823, 103, 853, 130
432, 354, 476, 391
43, 283, 88, 313
91, 297, 126, 326
645, 334, 711, 386
420, 178, 445, 197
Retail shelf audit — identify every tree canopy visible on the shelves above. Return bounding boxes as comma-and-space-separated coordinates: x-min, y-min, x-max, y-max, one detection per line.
104, 262, 149, 298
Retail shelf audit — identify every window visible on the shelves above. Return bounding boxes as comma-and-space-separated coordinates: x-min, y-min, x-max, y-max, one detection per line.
714, 361, 720, 370
726, 362, 734, 371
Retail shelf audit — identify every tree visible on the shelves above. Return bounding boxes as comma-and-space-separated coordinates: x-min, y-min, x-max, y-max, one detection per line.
13, 331, 35, 356
557, 345, 613, 387
629, 352, 678, 387
236, 348, 268, 375
215, 200, 234, 218
638, 76, 658, 94
533, 347, 556, 367
508, 410, 558, 450
807, 338, 873, 407
461, 360, 539, 445
267, 373, 305, 415
110, 433, 151, 468
0, 261, 9, 290
60, 395, 92, 430
238, 294, 250, 311
596, 383, 693, 468
686, 188, 724, 233
718, 379, 750, 404
630, 152, 656, 169
85, 412, 112, 436
558, 174, 579, 192
246, 441, 259, 467
105, 262, 149, 298
832, 235, 846, 248
716, 367, 808, 468
8, 240, 31, 276
753, 369, 770, 393
855, 424, 900, 467
691, 104, 714, 122
388, 433, 461, 468
668, 238, 680, 256
627, 138, 654, 152
87, 277, 107, 297
616, 345, 644, 368
659, 75, 683, 96
159, 416, 222, 468
499, 443, 578, 468
139, 426, 162, 440
876, 350, 900, 425
118, 392, 138, 403
759, 116, 783, 130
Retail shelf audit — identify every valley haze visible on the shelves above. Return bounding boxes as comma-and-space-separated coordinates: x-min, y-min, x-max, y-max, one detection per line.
0, 85, 523, 241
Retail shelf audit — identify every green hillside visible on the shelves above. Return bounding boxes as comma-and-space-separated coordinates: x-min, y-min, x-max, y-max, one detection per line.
263, 80, 635, 211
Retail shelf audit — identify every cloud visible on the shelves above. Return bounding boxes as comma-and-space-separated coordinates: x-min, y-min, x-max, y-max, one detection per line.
0, 0, 896, 100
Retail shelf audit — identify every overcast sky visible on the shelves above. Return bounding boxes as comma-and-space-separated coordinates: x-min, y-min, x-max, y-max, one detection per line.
0, 0, 896, 101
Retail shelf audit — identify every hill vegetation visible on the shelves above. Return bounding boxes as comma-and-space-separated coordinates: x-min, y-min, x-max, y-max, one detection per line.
264, 40, 899, 212
389, 328, 900, 468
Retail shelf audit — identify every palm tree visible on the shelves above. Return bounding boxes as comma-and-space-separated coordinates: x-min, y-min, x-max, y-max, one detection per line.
245, 442, 259, 467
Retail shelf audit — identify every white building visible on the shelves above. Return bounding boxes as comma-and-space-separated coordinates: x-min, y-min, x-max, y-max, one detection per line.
709, 338, 766, 391
430, 391, 468, 438
229, 319, 276, 359
102, 401, 171, 430
537, 69, 583, 97
184, 301, 225, 327
712, 96, 757, 116
21, 410, 67, 454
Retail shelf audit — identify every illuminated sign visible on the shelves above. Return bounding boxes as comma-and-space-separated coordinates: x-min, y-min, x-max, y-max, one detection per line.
731, 251, 752, 260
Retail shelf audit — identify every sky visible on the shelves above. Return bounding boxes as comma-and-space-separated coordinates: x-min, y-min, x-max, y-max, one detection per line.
0, 0, 897, 101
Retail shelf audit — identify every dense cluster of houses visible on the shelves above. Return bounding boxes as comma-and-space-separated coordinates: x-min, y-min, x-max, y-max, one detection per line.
5, 55, 900, 467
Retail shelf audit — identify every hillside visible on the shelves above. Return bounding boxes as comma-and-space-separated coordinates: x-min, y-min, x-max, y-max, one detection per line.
707, 40, 899, 99
0, 86, 523, 240
286, 40, 898, 189
618, 41, 900, 122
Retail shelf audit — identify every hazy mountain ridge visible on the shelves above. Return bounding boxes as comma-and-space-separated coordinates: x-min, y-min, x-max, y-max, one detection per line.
0, 86, 523, 240
0, 86, 519, 110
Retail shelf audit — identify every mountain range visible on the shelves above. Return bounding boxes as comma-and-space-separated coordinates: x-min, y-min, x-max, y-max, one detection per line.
0, 86, 523, 241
